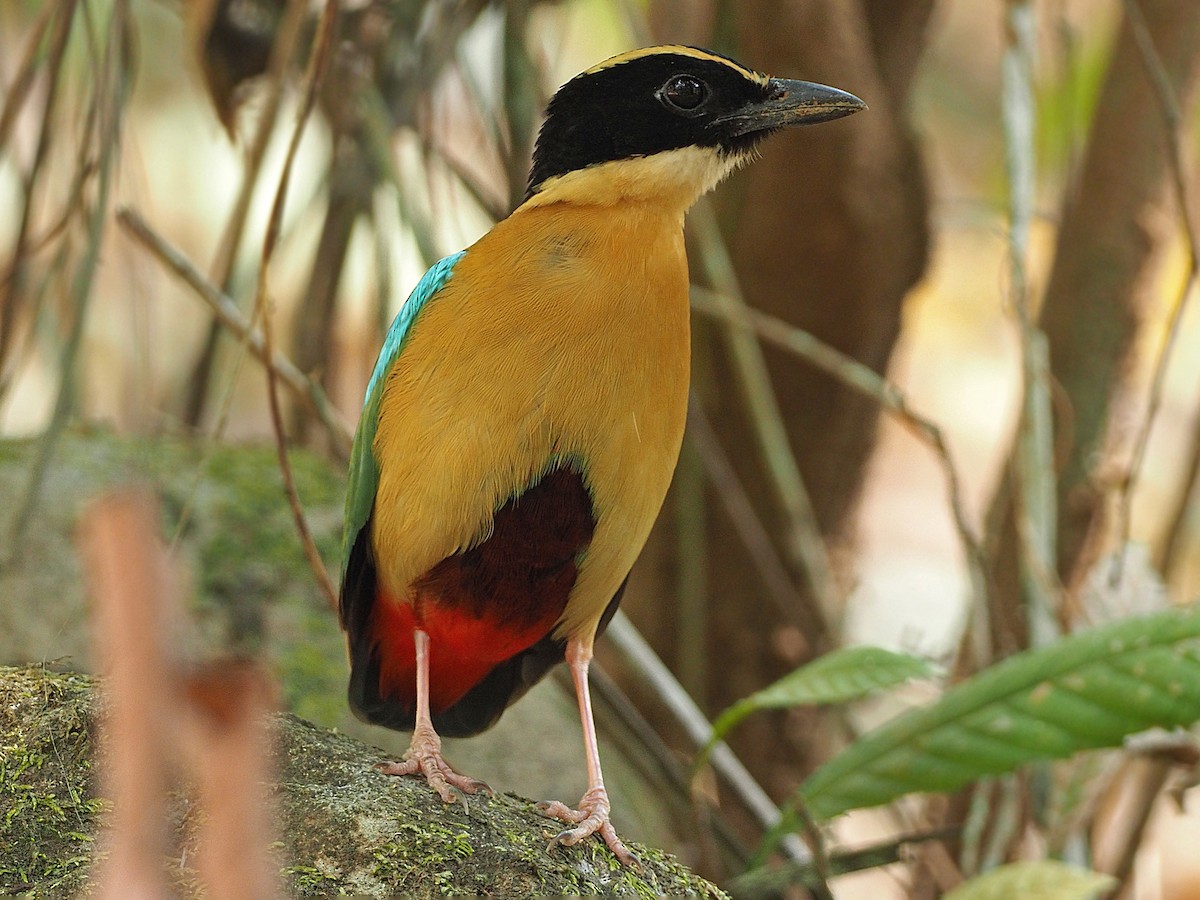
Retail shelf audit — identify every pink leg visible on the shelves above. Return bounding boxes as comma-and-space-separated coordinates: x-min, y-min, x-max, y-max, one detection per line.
537, 637, 635, 865
377, 629, 489, 807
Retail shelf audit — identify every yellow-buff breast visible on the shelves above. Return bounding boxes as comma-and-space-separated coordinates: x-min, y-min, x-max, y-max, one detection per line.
371, 198, 691, 639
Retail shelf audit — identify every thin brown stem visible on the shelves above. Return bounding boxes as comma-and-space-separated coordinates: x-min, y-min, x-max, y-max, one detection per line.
115, 207, 353, 459
689, 288, 989, 619
0, 0, 79, 396
184, 0, 310, 426
255, 0, 340, 613
1115, 0, 1200, 583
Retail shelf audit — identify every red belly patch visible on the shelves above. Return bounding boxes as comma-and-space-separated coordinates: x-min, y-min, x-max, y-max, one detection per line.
370, 466, 594, 716
373, 590, 564, 713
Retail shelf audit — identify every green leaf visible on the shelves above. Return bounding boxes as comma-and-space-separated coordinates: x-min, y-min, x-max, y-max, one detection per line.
795, 606, 1200, 825
942, 861, 1115, 900
694, 646, 937, 771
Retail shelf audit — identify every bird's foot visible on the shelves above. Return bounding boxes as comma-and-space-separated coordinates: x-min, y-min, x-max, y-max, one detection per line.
377, 731, 490, 811
537, 785, 637, 866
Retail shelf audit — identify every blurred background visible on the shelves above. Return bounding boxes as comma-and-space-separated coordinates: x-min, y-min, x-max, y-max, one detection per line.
2, 0, 1200, 896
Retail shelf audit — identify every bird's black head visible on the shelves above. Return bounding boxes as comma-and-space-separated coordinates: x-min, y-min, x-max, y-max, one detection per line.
524, 45, 865, 205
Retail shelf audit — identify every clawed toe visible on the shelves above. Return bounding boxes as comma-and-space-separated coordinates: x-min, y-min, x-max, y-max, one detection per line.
537, 787, 635, 865
536, 798, 584, 823
377, 749, 490, 812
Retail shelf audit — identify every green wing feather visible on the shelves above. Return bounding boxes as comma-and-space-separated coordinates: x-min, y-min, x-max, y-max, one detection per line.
341, 250, 466, 579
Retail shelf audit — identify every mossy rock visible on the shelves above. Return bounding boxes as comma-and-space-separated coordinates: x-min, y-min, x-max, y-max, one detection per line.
0, 666, 723, 897
0, 431, 727, 884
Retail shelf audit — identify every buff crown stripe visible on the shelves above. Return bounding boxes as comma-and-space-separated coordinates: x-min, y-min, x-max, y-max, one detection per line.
583, 45, 769, 86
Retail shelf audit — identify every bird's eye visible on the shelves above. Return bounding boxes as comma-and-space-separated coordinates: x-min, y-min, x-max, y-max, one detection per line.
658, 75, 710, 114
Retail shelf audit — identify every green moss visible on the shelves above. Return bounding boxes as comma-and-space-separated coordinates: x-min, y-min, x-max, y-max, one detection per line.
0, 668, 101, 896
367, 820, 474, 893
280, 863, 342, 894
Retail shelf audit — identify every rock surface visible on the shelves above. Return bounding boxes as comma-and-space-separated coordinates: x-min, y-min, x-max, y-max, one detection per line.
0, 665, 723, 897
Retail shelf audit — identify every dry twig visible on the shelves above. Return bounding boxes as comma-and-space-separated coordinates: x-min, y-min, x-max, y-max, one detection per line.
1116, 0, 1200, 581
115, 207, 353, 459
254, 0, 341, 613
688, 289, 988, 618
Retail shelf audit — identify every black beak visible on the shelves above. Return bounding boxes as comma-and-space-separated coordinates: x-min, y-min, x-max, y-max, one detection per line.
717, 78, 866, 136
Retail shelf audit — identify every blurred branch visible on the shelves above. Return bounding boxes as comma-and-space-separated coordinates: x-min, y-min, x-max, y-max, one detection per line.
675, 427, 708, 703
795, 802, 835, 900
255, 0, 340, 613
116, 207, 353, 460
604, 612, 812, 866
1095, 732, 1200, 897
1161, 417, 1200, 582
6, 0, 129, 563
690, 205, 840, 638
0, 0, 79, 400
501, 1, 539, 211
990, 0, 1057, 863
180, 661, 282, 900
728, 827, 959, 897
289, 0, 491, 429
1098, 756, 1173, 897
1116, 0, 1200, 582
80, 489, 173, 900
424, 134, 510, 222
1004, 0, 1061, 649
1030, 0, 1200, 604
689, 288, 988, 618
0, 2, 54, 147
359, 84, 440, 269
183, 0, 309, 427
1105, 3, 1200, 887
686, 395, 821, 635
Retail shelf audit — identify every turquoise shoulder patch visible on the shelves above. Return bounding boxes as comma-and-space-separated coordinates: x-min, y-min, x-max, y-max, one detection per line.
341, 250, 466, 577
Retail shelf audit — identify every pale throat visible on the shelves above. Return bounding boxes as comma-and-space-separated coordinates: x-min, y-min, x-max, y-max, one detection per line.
522, 145, 746, 212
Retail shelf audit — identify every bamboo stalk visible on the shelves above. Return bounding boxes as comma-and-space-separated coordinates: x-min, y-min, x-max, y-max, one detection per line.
1003, 0, 1062, 649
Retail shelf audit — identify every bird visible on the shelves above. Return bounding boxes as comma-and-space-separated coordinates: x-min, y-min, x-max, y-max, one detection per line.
339, 44, 864, 864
